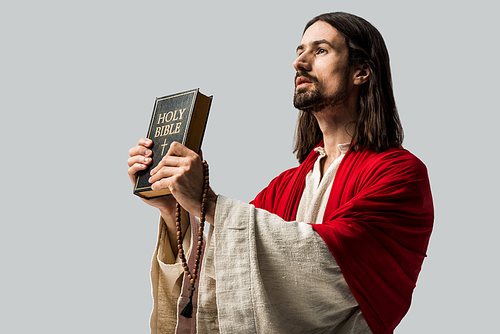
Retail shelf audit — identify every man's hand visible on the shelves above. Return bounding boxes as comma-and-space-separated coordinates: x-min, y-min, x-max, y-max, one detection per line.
148, 142, 217, 224
127, 138, 177, 215
128, 138, 192, 256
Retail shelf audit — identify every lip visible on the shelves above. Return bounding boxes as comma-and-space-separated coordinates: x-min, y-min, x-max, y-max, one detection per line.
296, 76, 312, 89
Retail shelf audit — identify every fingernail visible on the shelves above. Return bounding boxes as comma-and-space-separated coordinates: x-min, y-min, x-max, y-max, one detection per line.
145, 149, 151, 156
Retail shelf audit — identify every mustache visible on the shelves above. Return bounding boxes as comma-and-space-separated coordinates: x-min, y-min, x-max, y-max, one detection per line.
295, 71, 318, 84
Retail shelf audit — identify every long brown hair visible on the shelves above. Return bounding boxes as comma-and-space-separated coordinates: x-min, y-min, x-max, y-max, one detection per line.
293, 12, 404, 163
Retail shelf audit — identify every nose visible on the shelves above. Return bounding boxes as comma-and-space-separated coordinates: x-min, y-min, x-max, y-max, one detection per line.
293, 52, 311, 72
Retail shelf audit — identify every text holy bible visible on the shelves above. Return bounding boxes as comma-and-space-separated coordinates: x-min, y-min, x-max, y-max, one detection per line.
133, 88, 212, 198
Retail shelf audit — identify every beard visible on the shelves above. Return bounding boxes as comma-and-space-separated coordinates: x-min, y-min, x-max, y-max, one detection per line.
293, 71, 350, 113
293, 86, 325, 112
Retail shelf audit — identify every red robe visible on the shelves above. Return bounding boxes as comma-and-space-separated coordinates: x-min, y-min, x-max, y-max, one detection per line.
250, 143, 434, 334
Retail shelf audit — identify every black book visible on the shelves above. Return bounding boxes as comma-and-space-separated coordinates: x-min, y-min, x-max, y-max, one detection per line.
133, 88, 212, 198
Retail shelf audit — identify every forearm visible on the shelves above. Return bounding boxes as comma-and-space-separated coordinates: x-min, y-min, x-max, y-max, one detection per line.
159, 198, 190, 258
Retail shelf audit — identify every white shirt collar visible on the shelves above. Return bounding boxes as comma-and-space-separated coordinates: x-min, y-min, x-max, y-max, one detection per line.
314, 143, 350, 157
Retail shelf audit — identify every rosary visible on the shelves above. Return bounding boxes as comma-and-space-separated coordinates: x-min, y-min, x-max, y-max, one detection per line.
176, 160, 209, 318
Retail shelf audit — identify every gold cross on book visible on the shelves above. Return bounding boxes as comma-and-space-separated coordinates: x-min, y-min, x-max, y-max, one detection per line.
161, 139, 169, 155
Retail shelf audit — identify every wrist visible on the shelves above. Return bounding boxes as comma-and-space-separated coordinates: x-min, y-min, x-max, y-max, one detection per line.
204, 189, 218, 225
158, 196, 177, 221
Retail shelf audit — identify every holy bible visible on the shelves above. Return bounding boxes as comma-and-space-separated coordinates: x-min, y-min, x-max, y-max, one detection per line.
133, 88, 212, 198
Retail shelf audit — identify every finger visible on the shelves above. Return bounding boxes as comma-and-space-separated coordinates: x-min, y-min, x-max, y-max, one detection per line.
129, 138, 153, 156
128, 162, 149, 174
149, 164, 181, 184
150, 154, 184, 176
127, 138, 154, 185
164, 143, 202, 176
138, 138, 153, 148
150, 173, 178, 191
127, 155, 152, 168
129, 145, 152, 159
128, 162, 150, 184
166, 141, 196, 158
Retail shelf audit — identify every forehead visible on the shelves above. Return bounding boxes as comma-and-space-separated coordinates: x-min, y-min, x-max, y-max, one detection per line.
299, 20, 346, 50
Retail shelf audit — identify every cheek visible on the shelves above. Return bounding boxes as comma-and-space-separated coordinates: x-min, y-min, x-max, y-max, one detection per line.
321, 69, 349, 93
318, 76, 338, 94
316, 68, 337, 91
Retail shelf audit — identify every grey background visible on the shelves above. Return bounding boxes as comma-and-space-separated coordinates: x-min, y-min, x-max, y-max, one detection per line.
1, 1, 498, 333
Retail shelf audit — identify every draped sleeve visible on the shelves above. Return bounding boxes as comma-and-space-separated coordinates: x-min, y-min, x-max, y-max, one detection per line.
250, 146, 434, 334
313, 148, 434, 334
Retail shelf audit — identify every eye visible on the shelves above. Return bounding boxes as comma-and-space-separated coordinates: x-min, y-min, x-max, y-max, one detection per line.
316, 48, 327, 55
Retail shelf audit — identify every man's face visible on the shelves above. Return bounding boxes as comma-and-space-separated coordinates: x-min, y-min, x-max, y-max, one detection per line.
293, 21, 352, 112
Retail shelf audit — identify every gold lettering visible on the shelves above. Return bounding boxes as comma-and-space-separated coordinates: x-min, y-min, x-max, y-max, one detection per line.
155, 126, 161, 137
160, 124, 170, 136
154, 119, 184, 138
157, 109, 187, 126
165, 111, 173, 122
168, 123, 176, 134
179, 108, 186, 120
171, 110, 180, 121
173, 122, 181, 134
157, 113, 166, 124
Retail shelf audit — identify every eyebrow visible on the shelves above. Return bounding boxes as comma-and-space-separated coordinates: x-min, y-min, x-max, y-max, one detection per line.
296, 39, 335, 53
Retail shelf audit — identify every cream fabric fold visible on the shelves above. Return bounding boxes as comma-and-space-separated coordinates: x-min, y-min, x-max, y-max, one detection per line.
197, 195, 371, 333
150, 217, 191, 334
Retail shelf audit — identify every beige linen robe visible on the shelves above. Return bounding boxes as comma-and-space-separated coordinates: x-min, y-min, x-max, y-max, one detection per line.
150, 145, 371, 333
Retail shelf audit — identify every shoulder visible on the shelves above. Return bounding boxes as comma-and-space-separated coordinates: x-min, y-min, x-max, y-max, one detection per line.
250, 155, 315, 208
350, 147, 428, 176
337, 147, 431, 196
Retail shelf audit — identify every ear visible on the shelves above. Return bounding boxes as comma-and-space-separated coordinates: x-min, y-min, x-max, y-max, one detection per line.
353, 63, 370, 86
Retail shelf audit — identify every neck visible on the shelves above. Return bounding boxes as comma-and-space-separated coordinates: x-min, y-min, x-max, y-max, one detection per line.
313, 103, 357, 160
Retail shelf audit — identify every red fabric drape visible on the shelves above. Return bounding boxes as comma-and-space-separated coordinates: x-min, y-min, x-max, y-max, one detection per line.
250, 142, 434, 334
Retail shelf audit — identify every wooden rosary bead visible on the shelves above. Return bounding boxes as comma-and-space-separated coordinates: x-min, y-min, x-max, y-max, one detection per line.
176, 160, 209, 318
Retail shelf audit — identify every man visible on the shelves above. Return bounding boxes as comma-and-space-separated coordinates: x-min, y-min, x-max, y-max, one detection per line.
128, 12, 433, 334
